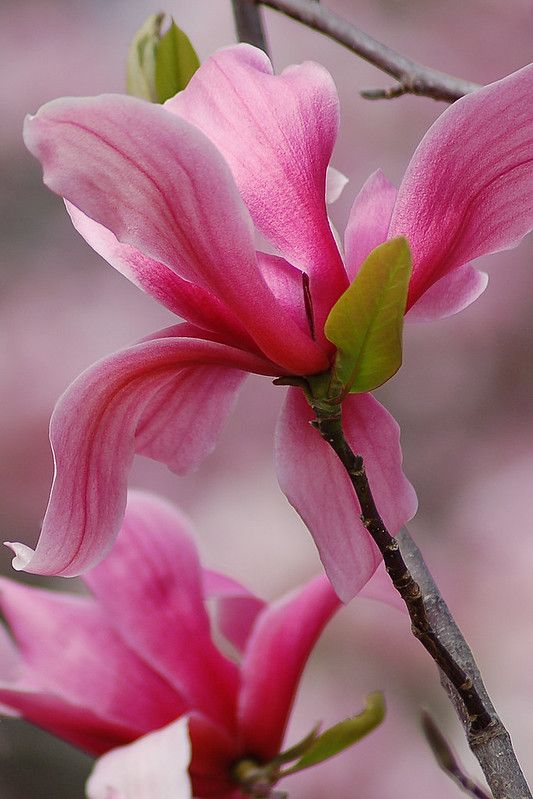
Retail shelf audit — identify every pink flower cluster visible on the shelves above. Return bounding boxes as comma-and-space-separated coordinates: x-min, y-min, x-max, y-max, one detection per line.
2, 39, 533, 798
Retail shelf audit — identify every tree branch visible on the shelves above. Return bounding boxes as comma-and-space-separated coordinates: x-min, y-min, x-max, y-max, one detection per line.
258, 0, 481, 102
231, 0, 269, 52
310, 403, 531, 799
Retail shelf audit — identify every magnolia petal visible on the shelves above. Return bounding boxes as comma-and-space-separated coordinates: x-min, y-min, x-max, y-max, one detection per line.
326, 166, 349, 204
66, 202, 255, 348
6, 334, 275, 577
188, 712, 241, 798
0, 623, 22, 688
84, 493, 239, 729
238, 575, 340, 761
0, 578, 184, 736
166, 44, 348, 335
24, 93, 326, 373
0, 684, 139, 755
86, 717, 192, 799
256, 252, 311, 338
275, 389, 417, 602
202, 569, 266, 653
344, 169, 397, 281
389, 65, 533, 308
406, 265, 489, 322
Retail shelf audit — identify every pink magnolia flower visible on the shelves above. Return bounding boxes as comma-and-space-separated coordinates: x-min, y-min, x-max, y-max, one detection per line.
15, 45, 533, 600
0, 492, 351, 798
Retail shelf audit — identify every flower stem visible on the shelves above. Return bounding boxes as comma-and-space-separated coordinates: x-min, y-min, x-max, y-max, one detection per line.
310, 401, 531, 799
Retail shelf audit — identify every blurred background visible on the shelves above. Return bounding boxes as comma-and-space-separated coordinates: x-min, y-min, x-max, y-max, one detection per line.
1, 0, 533, 796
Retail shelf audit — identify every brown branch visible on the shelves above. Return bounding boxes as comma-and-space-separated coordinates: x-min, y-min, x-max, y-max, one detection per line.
401, 530, 531, 799
308, 402, 531, 799
231, 0, 269, 52
258, 0, 481, 102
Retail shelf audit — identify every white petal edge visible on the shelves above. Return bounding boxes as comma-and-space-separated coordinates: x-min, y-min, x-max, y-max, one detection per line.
86, 717, 191, 799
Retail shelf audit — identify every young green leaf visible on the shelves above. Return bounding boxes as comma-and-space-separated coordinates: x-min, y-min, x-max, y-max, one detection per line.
126, 13, 165, 102
279, 692, 385, 776
127, 15, 200, 104
325, 237, 412, 394
155, 20, 200, 103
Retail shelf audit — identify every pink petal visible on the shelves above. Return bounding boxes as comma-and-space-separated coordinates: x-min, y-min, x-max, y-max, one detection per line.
326, 166, 349, 204
0, 579, 185, 736
84, 492, 240, 730
344, 169, 397, 281
274, 389, 417, 602
389, 65, 533, 309
66, 202, 256, 349
238, 575, 340, 761
6, 333, 275, 577
257, 252, 311, 339
24, 93, 325, 374
166, 44, 348, 336
188, 712, 240, 798
406, 265, 489, 321
202, 569, 266, 653
86, 716, 191, 799
0, 684, 139, 754
0, 622, 21, 682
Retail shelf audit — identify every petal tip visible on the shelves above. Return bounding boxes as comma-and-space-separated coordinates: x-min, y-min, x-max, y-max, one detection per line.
4, 542, 35, 572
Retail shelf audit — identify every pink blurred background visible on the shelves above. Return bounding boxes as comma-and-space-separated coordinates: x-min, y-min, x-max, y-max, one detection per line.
1, 0, 533, 796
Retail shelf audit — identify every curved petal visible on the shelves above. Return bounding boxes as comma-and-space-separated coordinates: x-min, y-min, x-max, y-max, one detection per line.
188, 712, 241, 798
86, 717, 191, 799
0, 684, 138, 755
326, 166, 349, 205
0, 579, 184, 736
406, 265, 488, 322
344, 169, 397, 281
389, 65, 533, 308
202, 569, 266, 653
6, 334, 275, 577
66, 202, 256, 349
24, 93, 326, 374
238, 575, 340, 761
83, 492, 239, 730
166, 44, 348, 336
274, 389, 417, 602
257, 252, 310, 338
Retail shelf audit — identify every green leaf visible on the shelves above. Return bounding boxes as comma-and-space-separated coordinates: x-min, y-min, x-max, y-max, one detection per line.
279, 692, 385, 776
155, 20, 200, 103
126, 15, 200, 104
126, 13, 165, 102
324, 237, 412, 394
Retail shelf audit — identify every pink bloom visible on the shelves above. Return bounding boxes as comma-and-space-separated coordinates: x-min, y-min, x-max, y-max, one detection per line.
0, 492, 347, 798
16, 46, 533, 599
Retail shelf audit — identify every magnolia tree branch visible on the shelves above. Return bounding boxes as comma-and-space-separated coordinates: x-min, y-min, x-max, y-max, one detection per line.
231, 0, 269, 50
234, 0, 481, 101
310, 404, 531, 799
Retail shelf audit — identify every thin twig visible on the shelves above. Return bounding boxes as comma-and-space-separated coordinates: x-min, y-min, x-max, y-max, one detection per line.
401, 530, 532, 799
258, 0, 481, 102
231, 0, 269, 52
422, 712, 492, 799
309, 401, 531, 799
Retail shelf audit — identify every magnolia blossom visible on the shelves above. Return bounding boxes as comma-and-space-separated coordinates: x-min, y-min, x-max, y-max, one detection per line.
0, 492, 360, 798
15, 45, 533, 600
